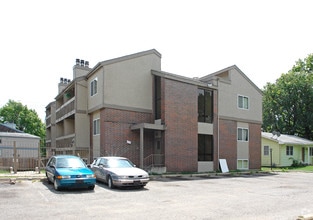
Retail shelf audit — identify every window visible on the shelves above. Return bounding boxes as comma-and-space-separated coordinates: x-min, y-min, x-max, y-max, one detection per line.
238, 95, 249, 109
237, 128, 249, 141
237, 159, 249, 170
91, 78, 98, 96
198, 135, 213, 161
93, 118, 100, 135
154, 76, 161, 120
310, 148, 313, 156
198, 89, 213, 123
264, 145, 269, 156
286, 146, 293, 156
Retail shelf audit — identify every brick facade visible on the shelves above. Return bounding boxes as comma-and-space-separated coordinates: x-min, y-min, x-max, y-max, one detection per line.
163, 78, 198, 172
218, 119, 238, 170
99, 108, 154, 166
218, 119, 262, 170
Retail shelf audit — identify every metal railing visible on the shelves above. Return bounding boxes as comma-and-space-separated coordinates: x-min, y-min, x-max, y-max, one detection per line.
144, 154, 164, 169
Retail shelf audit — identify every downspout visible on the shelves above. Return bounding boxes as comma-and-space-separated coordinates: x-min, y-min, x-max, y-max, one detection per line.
140, 127, 144, 168
217, 78, 220, 170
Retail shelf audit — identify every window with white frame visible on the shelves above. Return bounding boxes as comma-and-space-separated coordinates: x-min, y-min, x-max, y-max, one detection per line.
286, 146, 293, 156
264, 145, 269, 156
90, 78, 98, 96
237, 159, 249, 169
237, 127, 249, 141
238, 95, 249, 110
93, 118, 100, 135
310, 147, 313, 156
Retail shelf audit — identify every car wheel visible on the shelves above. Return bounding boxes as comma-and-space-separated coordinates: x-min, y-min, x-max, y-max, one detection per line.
89, 185, 95, 190
54, 178, 59, 191
107, 176, 114, 189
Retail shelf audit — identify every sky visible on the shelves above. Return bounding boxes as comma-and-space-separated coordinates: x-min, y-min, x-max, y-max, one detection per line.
1, 0, 313, 121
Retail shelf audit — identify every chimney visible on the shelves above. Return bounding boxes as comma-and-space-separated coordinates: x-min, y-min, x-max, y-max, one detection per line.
58, 77, 70, 93
73, 58, 91, 79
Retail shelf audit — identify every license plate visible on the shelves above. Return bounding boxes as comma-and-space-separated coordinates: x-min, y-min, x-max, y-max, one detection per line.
76, 179, 84, 184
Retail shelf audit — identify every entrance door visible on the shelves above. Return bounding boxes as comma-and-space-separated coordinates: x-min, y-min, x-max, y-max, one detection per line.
153, 138, 163, 166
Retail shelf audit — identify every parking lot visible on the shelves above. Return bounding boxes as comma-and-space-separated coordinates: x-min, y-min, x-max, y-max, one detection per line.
1, 172, 313, 220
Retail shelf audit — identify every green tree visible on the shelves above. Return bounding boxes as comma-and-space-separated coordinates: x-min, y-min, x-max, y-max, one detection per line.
0, 100, 46, 144
262, 54, 313, 139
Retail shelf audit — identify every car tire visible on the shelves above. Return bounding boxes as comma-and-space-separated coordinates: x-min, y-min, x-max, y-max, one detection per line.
107, 176, 114, 189
89, 185, 95, 190
54, 178, 59, 191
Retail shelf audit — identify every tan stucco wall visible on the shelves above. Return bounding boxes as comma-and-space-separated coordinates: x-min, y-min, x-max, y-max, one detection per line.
76, 80, 88, 111
88, 52, 161, 112
91, 111, 100, 158
75, 113, 90, 148
88, 68, 103, 110
218, 69, 262, 123
237, 122, 249, 162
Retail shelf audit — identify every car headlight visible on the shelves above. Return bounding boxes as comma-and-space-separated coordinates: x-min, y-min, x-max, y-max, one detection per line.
86, 174, 95, 178
117, 175, 128, 179
56, 175, 71, 179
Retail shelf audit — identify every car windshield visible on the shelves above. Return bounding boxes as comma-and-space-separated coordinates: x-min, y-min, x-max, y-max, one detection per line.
107, 159, 134, 168
56, 158, 86, 168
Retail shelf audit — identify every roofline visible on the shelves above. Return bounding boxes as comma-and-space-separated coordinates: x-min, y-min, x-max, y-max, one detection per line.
0, 123, 23, 133
200, 65, 263, 95
86, 49, 162, 79
262, 132, 313, 145
152, 70, 217, 89
0, 132, 40, 139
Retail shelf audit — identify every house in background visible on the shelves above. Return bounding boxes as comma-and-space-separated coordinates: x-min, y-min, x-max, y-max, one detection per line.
261, 132, 313, 167
45, 49, 263, 173
0, 123, 40, 170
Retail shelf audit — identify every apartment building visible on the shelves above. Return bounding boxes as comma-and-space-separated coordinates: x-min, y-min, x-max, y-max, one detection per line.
45, 49, 262, 172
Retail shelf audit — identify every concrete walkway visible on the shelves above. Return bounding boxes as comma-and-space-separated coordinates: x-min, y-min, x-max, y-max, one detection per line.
0, 171, 45, 182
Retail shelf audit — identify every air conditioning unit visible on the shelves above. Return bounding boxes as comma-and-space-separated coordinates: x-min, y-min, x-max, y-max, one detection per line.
155, 131, 161, 139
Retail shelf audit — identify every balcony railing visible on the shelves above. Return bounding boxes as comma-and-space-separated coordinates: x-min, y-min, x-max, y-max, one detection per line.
56, 97, 75, 122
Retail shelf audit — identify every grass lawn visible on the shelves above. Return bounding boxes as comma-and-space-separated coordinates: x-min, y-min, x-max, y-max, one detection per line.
262, 166, 313, 172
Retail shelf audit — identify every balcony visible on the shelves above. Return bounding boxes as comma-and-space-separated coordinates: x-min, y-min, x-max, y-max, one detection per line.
56, 97, 75, 122
45, 116, 51, 127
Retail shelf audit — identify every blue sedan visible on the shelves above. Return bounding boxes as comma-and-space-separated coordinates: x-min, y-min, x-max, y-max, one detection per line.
45, 155, 96, 191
